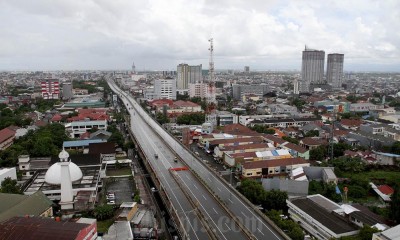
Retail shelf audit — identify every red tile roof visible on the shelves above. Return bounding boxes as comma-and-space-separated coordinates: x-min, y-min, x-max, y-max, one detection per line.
301, 137, 328, 146
284, 142, 308, 153
0, 128, 16, 143
221, 143, 270, 151
51, 114, 63, 122
210, 137, 264, 145
222, 124, 256, 135
243, 158, 308, 169
149, 99, 174, 107
80, 131, 91, 140
340, 119, 363, 127
78, 108, 108, 114
173, 100, 200, 108
0, 216, 90, 240
378, 185, 394, 195
263, 134, 287, 144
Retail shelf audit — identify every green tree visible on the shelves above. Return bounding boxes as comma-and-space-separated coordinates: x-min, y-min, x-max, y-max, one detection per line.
156, 112, 170, 125
390, 185, 400, 223
310, 146, 327, 161
305, 130, 319, 137
262, 190, 288, 211
237, 179, 266, 205
390, 141, 400, 155
108, 132, 124, 147
176, 113, 205, 125
93, 205, 115, 220
333, 143, 352, 158
266, 210, 304, 240
358, 225, 380, 240
0, 177, 21, 194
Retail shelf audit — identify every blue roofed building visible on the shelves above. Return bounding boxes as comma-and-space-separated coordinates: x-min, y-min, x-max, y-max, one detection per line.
63, 139, 106, 151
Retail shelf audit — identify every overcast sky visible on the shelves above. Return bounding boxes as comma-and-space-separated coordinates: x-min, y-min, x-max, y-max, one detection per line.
0, 0, 399, 71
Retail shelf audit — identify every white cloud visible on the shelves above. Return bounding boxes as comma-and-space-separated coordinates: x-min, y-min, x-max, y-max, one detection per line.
0, 0, 399, 71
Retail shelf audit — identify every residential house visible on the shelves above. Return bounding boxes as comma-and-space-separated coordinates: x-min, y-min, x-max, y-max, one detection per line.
65, 120, 107, 138
340, 119, 363, 130
0, 191, 54, 222
213, 143, 274, 159
282, 127, 301, 138
281, 142, 310, 160
241, 158, 310, 179
0, 167, 17, 183
373, 223, 400, 240
350, 103, 378, 112
0, 127, 16, 150
300, 137, 328, 150
0, 216, 97, 240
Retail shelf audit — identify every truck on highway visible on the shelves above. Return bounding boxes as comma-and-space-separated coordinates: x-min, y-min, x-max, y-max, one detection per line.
154, 153, 158, 159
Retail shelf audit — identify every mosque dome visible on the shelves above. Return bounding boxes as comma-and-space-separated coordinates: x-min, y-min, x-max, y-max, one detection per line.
44, 149, 83, 185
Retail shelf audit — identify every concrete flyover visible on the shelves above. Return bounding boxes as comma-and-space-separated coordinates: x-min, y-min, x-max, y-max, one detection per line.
107, 77, 289, 240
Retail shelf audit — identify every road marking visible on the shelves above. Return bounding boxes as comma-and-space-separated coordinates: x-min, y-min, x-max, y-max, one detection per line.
225, 223, 231, 231
241, 211, 246, 218
202, 195, 207, 200
228, 198, 234, 203
213, 208, 218, 214
186, 175, 190, 180
257, 228, 264, 235
217, 187, 222, 192
207, 177, 211, 182
193, 184, 198, 189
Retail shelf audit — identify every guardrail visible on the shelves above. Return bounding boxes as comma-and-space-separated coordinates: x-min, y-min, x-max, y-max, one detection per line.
109, 79, 289, 240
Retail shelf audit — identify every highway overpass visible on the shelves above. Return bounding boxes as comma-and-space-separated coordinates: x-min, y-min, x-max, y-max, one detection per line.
108, 78, 288, 240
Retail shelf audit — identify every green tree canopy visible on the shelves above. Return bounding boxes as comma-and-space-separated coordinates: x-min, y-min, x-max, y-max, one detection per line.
0, 177, 21, 194
93, 205, 115, 220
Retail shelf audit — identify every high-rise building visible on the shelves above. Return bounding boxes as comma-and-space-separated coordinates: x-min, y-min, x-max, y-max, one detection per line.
62, 82, 73, 100
244, 66, 250, 73
189, 82, 208, 99
232, 84, 269, 100
177, 63, 202, 90
300, 47, 325, 92
41, 79, 60, 99
144, 78, 177, 100
293, 79, 299, 95
326, 53, 344, 88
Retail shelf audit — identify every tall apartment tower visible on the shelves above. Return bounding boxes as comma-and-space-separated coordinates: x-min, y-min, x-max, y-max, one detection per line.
326, 53, 344, 89
177, 63, 202, 90
300, 47, 325, 92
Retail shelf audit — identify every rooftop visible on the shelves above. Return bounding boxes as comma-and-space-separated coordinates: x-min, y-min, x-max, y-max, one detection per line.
0, 216, 92, 240
243, 158, 309, 169
63, 139, 105, 148
0, 191, 53, 222
291, 196, 358, 234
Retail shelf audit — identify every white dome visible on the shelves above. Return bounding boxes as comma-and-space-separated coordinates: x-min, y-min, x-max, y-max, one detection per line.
45, 162, 83, 185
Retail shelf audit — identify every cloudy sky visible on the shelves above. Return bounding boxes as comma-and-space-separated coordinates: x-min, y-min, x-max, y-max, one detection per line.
0, 0, 399, 71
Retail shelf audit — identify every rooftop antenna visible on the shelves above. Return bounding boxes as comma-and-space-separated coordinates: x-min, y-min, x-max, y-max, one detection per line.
206, 38, 217, 126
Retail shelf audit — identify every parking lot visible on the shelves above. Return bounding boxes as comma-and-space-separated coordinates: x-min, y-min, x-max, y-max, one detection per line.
106, 177, 134, 204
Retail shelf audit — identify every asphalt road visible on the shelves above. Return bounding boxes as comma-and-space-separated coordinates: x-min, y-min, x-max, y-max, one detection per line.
108, 79, 285, 240
109, 82, 247, 240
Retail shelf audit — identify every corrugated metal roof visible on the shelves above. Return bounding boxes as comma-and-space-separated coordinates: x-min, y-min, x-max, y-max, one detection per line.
63, 139, 105, 148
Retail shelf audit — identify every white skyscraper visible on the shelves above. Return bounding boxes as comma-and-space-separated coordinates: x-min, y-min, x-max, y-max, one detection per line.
326, 53, 344, 88
300, 47, 325, 92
